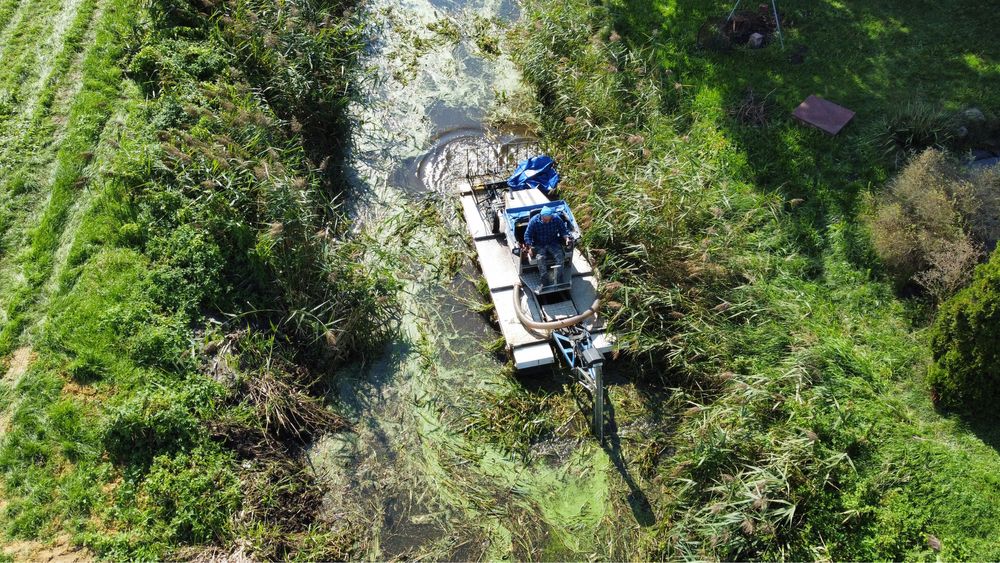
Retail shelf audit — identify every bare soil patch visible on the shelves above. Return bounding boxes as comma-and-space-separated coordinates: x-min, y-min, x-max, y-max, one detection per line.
3, 346, 35, 384
2, 536, 93, 563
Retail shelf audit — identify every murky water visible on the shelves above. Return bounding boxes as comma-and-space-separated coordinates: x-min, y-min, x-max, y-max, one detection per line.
309, 0, 640, 559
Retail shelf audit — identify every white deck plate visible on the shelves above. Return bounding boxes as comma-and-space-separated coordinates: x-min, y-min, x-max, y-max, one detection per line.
474, 238, 518, 291
457, 178, 475, 195
492, 287, 548, 348
460, 194, 495, 240
505, 188, 550, 209
591, 331, 614, 355
570, 250, 593, 276
512, 342, 556, 369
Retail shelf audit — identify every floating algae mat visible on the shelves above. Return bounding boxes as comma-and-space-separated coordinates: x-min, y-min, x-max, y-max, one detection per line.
307, 0, 651, 559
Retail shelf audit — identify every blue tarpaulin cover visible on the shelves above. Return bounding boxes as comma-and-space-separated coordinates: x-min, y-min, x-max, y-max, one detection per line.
506, 155, 560, 194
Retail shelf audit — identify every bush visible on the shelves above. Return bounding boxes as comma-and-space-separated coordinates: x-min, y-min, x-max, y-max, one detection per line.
102, 394, 202, 465
147, 224, 225, 315
867, 149, 993, 300
138, 447, 240, 544
928, 248, 1000, 414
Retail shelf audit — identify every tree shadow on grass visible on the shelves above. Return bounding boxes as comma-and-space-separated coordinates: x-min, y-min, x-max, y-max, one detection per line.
969, 421, 1000, 453
955, 412, 1000, 454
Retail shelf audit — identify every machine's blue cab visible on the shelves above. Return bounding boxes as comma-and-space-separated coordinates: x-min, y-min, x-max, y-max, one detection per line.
503, 200, 581, 295
504, 200, 580, 247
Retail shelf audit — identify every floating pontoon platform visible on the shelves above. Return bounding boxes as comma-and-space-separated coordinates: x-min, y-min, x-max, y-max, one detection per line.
457, 180, 613, 369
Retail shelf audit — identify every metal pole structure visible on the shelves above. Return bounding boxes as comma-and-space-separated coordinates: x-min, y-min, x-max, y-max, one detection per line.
729, 0, 784, 49
726, 0, 741, 22
593, 365, 604, 443
772, 0, 784, 48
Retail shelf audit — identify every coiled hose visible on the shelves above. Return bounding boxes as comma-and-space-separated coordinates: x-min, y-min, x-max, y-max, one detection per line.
512, 281, 601, 332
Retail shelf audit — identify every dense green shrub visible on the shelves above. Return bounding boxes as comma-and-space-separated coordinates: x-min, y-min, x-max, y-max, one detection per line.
102, 394, 202, 465
138, 447, 240, 544
928, 248, 1000, 413
147, 224, 225, 315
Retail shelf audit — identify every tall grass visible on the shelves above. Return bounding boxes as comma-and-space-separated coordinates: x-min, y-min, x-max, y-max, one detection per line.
0, 0, 398, 558
509, 0, 1000, 559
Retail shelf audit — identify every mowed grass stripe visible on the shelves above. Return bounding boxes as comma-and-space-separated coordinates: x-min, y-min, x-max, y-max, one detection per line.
0, 0, 63, 156
0, 0, 100, 299
0, 0, 61, 93
0, 0, 65, 277
24, 0, 94, 121
0, 0, 25, 53
20, 0, 105, 337
0, 0, 122, 353
0, 0, 98, 164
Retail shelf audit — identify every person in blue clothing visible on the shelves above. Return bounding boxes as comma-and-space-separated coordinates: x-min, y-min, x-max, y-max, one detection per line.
524, 206, 570, 285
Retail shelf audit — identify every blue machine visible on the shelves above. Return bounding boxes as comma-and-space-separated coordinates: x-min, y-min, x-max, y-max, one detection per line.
506, 155, 561, 195
468, 160, 608, 441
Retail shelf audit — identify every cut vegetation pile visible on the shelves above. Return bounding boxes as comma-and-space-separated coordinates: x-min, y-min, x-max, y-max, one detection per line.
509, 0, 1000, 559
0, 0, 396, 559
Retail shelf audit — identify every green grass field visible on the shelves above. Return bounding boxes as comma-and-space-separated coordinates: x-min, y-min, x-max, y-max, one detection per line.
0, 0, 397, 559
510, 0, 1000, 558
1, 0, 998, 559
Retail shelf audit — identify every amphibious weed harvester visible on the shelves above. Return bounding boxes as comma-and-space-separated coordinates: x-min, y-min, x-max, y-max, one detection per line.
458, 142, 613, 440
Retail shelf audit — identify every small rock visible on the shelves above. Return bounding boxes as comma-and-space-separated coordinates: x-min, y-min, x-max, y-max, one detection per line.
927, 534, 942, 552
748, 32, 765, 48
963, 107, 986, 123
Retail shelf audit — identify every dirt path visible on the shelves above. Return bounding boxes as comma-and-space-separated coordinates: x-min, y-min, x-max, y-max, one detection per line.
2, 536, 92, 562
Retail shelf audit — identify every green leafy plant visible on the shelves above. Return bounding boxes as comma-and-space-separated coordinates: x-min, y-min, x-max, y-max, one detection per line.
137, 447, 241, 544
928, 248, 1000, 414
874, 101, 957, 168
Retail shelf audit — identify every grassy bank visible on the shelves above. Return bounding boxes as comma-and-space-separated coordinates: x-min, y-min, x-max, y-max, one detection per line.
0, 0, 396, 558
508, 0, 1000, 558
